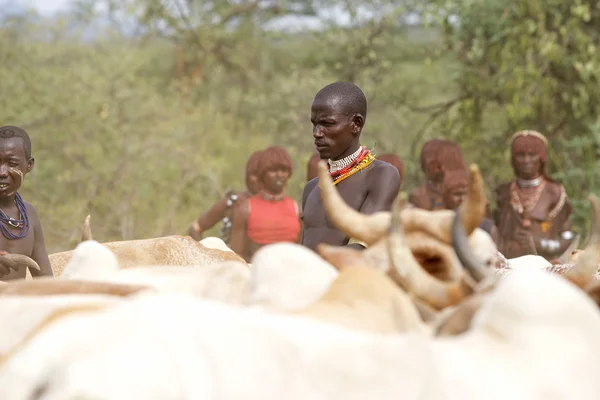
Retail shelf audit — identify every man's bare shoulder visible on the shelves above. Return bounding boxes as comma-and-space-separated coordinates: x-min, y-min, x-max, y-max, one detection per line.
365, 159, 400, 184
306, 176, 319, 188
303, 177, 320, 196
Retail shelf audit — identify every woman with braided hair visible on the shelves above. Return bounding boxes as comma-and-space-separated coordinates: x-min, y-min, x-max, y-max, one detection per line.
493, 130, 574, 260
442, 169, 498, 242
230, 146, 301, 262
409, 139, 468, 210
188, 150, 263, 244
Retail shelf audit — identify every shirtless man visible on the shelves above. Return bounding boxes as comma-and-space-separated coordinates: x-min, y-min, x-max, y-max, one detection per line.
0, 126, 53, 280
301, 82, 401, 251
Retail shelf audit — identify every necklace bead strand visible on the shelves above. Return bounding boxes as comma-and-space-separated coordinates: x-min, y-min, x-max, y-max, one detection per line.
0, 193, 29, 240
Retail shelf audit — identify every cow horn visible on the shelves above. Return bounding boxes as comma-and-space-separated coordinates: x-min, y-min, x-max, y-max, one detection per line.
317, 161, 389, 245
387, 189, 470, 309
565, 195, 600, 287
434, 294, 483, 336
398, 164, 486, 244
0, 254, 41, 272
452, 205, 492, 282
461, 164, 487, 236
81, 214, 92, 242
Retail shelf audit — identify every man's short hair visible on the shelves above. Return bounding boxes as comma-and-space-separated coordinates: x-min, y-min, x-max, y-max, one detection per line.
314, 82, 367, 118
0, 126, 32, 159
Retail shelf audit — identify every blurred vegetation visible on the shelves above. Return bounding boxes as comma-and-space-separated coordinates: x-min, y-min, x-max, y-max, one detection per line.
0, 0, 598, 252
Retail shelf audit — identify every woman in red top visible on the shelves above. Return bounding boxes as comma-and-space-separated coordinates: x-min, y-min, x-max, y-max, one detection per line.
230, 146, 301, 262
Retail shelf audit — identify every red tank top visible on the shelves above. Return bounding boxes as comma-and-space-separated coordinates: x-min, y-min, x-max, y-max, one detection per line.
247, 195, 301, 245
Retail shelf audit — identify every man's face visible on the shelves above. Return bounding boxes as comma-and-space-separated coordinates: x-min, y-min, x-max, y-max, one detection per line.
262, 167, 290, 195
513, 150, 542, 180
310, 96, 360, 160
0, 137, 32, 197
444, 187, 468, 210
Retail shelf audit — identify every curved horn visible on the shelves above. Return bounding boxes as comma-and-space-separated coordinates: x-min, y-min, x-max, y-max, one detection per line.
434, 294, 483, 336
317, 161, 389, 245
0, 254, 41, 272
452, 206, 492, 282
397, 164, 486, 244
81, 214, 92, 242
565, 195, 600, 287
461, 164, 486, 235
387, 190, 470, 309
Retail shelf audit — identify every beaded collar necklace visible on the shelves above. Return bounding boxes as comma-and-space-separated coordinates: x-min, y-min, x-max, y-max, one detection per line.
328, 146, 375, 185
0, 192, 29, 240
328, 147, 363, 174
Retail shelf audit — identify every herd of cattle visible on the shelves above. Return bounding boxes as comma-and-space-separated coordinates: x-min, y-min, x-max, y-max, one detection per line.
1, 161, 600, 399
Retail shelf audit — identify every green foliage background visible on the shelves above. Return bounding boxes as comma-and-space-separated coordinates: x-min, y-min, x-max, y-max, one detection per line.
1, 0, 598, 253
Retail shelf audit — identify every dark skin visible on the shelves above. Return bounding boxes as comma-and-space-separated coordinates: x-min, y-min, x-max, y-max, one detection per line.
230, 167, 301, 262
443, 187, 468, 210
188, 174, 260, 241
0, 137, 53, 280
512, 150, 545, 248
301, 95, 401, 251
508, 149, 572, 256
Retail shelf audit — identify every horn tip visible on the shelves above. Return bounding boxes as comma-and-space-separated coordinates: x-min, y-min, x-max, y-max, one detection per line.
317, 161, 330, 185
468, 164, 481, 176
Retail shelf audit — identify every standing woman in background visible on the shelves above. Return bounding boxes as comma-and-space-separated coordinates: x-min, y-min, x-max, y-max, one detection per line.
229, 146, 301, 262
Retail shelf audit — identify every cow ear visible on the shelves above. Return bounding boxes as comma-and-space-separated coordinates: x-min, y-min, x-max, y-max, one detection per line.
317, 244, 364, 271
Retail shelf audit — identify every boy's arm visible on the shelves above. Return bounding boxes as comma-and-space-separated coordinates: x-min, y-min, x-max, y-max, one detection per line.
29, 205, 53, 277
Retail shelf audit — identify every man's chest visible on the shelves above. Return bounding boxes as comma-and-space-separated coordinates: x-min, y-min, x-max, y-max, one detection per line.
303, 184, 367, 228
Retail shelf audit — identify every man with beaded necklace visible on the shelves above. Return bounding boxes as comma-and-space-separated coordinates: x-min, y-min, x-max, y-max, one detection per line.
493, 130, 575, 260
301, 82, 401, 251
0, 126, 53, 280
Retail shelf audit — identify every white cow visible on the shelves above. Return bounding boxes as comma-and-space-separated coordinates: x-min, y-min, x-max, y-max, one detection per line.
1, 268, 600, 399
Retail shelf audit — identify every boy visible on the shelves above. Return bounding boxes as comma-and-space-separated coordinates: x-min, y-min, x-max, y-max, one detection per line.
0, 126, 53, 280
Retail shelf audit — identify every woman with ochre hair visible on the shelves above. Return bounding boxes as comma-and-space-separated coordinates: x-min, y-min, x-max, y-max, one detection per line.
230, 146, 301, 262
409, 139, 468, 210
188, 150, 263, 243
441, 169, 498, 242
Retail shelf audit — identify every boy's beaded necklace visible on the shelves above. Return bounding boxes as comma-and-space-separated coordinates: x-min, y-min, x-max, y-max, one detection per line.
0, 192, 29, 240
